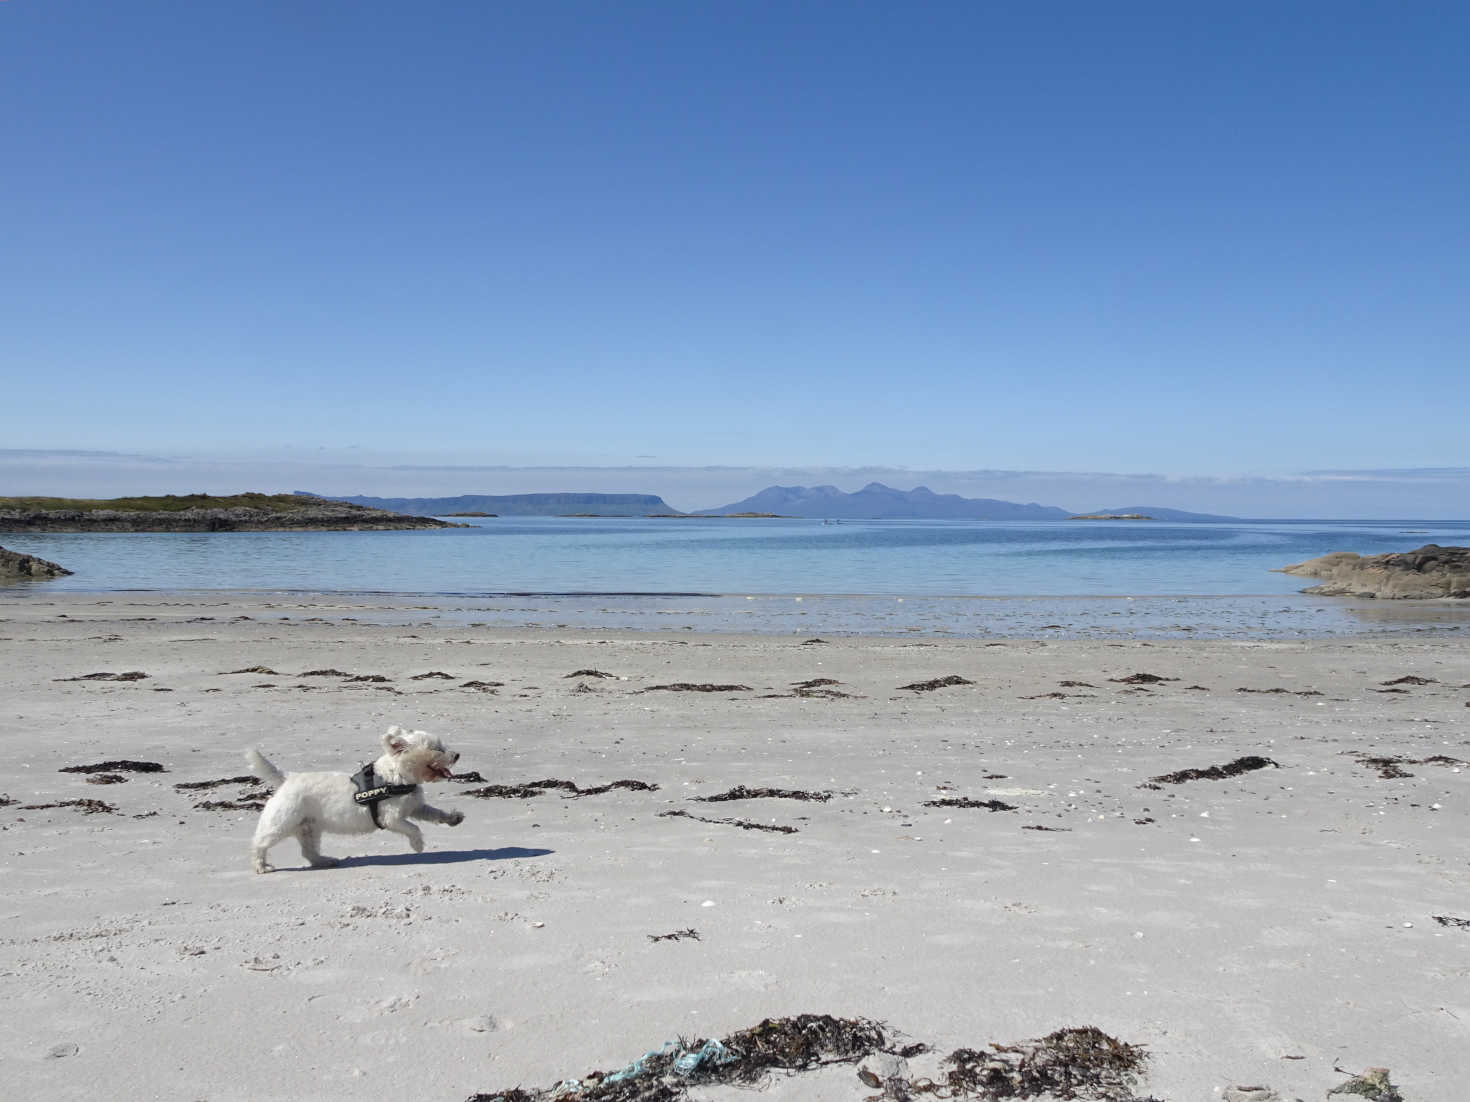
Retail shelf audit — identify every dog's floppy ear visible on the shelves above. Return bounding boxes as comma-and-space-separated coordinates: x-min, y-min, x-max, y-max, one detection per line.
383, 726, 411, 755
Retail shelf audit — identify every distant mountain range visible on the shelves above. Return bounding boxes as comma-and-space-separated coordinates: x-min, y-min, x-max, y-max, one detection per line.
297, 492, 679, 517
300, 486, 1241, 522
698, 482, 1069, 519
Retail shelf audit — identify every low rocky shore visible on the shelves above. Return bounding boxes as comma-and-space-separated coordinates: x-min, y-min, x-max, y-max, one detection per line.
0, 502, 461, 533
0, 544, 72, 579
1280, 543, 1470, 599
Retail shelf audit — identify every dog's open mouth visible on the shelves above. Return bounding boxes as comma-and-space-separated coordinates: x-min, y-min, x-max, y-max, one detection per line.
428, 762, 454, 781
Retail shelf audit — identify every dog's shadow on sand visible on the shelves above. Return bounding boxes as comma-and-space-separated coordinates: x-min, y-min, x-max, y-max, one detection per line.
334, 846, 554, 868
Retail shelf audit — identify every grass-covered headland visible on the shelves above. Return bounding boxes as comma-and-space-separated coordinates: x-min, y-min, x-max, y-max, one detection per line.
0, 493, 459, 532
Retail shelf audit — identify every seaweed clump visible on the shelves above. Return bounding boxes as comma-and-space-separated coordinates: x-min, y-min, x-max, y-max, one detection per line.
659, 808, 798, 834
61, 760, 165, 774
940, 1026, 1150, 1100
1352, 752, 1465, 779
465, 1018, 1158, 1102
53, 671, 150, 682
462, 778, 658, 799
174, 775, 259, 791
1328, 1067, 1404, 1102
467, 1014, 887, 1102
899, 675, 974, 692
19, 798, 118, 814
1148, 756, 1279, 785
924, 797, 1017, 812
696, 785, 831, 803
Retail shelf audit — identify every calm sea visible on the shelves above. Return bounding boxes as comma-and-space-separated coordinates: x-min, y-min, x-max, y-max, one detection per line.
5, 517, 1468, 638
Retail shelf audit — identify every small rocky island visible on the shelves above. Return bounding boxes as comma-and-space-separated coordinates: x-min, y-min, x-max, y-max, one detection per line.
0, 493, 463, 533
1279, 543, 1470, 599
0, 545, 73, 579
1068, 513, 1153, 520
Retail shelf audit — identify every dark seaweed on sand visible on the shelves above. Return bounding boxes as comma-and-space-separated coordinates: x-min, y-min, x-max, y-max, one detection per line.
569, 780, 659, 798
299, 668, 350, 677
195, 796, 269, 811
463, 778, 658, 799
468, 1014, 886, 1102
924, 797, 1017, 811
1353, 753, 1466, 779
20, 798, 118, 814
61, 760, 165, 774
467, 1017, 1156, 1102
86, 773, 128, 785
174, 775, 260, 791
410, 670, 456, 680
1147, 756, 1278, 785
899, 675, 973, 692
659, 809, 797, 833
53, 671, 150, 682
1382, 675, 1436, 685
462, 783, 544, 799
1236, 687, 1323, 696
648, 928, 700, 943
939, 1025, 1150, 1101
1433, 915, 1470, 929
643, 682, 752, 693
565, 669, 617, 678
696, 785, 831, 803
1108, 673, 1177, 685
459, 680, 503, 691
222, 665, 281, 675
450, 770, 487, 783
0, 795, 16, 807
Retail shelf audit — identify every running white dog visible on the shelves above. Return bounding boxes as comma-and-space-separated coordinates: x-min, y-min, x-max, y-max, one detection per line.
247, 726, 464, 873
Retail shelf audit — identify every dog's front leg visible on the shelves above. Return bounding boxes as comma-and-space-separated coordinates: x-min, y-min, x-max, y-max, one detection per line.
411, 802, 464, 827
384, 819, 426, 853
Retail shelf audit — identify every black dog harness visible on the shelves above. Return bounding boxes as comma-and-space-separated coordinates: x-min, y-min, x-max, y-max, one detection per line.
351, 763, 419, 828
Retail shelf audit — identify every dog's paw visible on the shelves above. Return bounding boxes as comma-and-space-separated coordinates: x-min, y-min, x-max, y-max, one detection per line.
446, 810, 464, 827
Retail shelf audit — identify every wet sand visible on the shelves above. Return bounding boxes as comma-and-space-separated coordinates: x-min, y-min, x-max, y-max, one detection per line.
2, 593, 1467, 1100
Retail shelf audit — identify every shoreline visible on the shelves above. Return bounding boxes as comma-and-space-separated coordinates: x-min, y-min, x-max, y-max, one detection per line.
4, 586, 1467, 641
2, 592, 1468, 1099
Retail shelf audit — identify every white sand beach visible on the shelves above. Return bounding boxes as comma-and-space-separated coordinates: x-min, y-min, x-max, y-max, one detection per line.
2, 592, 1467, 1100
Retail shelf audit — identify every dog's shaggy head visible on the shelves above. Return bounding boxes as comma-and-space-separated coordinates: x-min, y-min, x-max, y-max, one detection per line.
380, 725, 460, 783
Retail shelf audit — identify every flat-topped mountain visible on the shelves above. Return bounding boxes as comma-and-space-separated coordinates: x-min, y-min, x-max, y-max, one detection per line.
698, 483, 1070, 520
1082, 505, 1241, 522
304, 491, 681, 517
0, 493, 458, 532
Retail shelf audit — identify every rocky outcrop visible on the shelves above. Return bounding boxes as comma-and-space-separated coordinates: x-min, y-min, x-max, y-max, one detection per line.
0, 504, 461, 533
1279, 544, 1470, 599
0, 545, 73, 579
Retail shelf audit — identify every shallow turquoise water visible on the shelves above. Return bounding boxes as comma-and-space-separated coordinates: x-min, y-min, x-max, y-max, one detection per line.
5, 517, 1467, 638
7, 516, 1468, 597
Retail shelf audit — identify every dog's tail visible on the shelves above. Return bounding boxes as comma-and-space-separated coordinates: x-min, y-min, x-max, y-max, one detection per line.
246, 748, 285, 789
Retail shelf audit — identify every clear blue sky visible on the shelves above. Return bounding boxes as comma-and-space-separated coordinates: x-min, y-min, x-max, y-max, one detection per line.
2, 2, 1467, 509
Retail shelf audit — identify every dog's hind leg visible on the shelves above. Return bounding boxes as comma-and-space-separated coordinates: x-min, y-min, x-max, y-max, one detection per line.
251, 823, 285, 874
296, 821, 338, 868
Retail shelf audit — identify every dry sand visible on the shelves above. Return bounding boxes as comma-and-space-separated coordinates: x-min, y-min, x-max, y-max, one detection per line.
2, 592, 1467, 1101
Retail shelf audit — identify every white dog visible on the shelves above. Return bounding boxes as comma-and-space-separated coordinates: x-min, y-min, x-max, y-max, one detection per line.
247, 726, 465, 873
